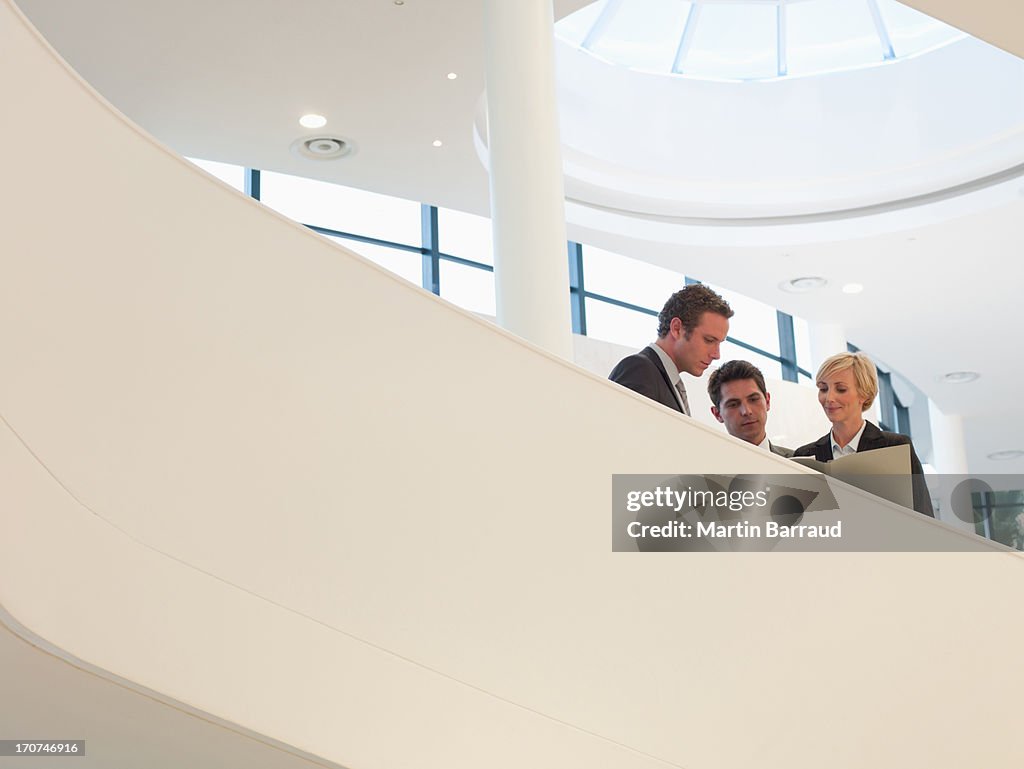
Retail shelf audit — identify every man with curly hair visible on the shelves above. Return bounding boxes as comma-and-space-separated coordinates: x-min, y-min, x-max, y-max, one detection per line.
608, 284, 732, 416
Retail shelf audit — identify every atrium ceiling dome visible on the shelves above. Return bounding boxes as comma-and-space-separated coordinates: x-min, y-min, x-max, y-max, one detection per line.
513, 0, 1024, 228
558, 0, 966, 81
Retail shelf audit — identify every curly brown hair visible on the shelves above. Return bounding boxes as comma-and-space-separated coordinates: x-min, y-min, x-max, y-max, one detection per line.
656, 283, 733, 339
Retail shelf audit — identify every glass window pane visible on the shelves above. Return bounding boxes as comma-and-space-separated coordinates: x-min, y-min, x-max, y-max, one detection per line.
440, 261, 495, 316
787, 0, 885, 76
260, 171, 421, 246
972, 490, 1024, 550
186, 157, 245, 191
684, 3, 777, 80
438, 207, 493, 265
584, 298, 658, 349
325, 235, 422, 285
718, 341, 783, 382
876, 0, 964, 58
582, 245, 686, 311
590, 0, 692, 72
703, 282, 780, 356
793, 315, 813, 375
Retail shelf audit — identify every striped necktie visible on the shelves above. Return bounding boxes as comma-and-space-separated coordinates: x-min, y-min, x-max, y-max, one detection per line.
675, 380, 690, 416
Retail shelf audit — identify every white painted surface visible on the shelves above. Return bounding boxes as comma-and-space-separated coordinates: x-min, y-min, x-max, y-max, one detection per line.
554, 36, 1024, 217
483, 0, 573, 358
11, 0, 1024, 474
2, 4, 1023, 769
929, 402, 970, 475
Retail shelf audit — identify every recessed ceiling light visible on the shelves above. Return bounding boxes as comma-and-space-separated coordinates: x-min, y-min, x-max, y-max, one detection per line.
987, 450, 1024, 461
393, 0, 404, 5
779, 276, 827, 293
432, 139, 443, 147
299, 114, 327, 129
841, 283, 864, 294
941, 371, 980, 384
447, 72, 458, 80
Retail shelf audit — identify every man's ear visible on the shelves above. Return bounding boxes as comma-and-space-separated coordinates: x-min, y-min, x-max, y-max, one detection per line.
711, 406, 724, 424
764, 392, 771, 411
670, 316, 684, 339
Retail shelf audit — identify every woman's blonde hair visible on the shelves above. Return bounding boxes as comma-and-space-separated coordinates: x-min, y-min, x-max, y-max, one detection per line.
816, 351, 878, 411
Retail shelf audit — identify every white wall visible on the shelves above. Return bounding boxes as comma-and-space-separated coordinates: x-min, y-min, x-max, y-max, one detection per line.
1, 4, 1021, 769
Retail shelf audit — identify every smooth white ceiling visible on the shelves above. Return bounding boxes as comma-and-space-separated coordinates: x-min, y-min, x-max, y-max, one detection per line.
11, 0, 1024, 473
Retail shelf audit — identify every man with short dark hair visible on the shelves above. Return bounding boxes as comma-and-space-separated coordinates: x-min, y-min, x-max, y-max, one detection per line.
707, 360, 792, 457
608, 284, 732, 416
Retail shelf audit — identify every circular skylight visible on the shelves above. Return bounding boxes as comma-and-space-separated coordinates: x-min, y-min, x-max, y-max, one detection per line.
556, 0, 966, 81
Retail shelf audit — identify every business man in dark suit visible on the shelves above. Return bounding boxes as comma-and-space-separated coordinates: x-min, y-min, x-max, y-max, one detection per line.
608, 284, 732, 415
707, 360, 793, 457
793, 351, 934, 517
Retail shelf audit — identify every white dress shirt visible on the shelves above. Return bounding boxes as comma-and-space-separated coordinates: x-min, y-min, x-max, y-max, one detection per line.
831, 420, 868, 459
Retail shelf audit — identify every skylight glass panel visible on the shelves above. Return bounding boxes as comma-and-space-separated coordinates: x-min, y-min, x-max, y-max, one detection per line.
555, 0, 609, 47
682, 2, 777, 80
875, 0, 964, 57
557, 0, 967, 81
787, 0, 885, 76
589, 0, 692, 72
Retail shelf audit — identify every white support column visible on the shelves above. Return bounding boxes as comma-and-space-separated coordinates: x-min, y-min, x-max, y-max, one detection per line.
926, 401, 972, 527
482, 0, 573, 359
928, 401, 969, 474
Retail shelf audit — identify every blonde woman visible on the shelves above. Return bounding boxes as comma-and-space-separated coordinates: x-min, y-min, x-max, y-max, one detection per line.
794, 352, 934, 517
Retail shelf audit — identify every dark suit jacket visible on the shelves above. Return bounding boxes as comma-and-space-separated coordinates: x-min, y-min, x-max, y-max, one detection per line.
769, 442, 794, 458
793, 421, 934, 517
608, 346, 683, 413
